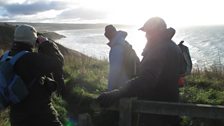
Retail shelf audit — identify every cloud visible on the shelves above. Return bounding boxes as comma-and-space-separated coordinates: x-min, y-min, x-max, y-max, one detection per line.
58, 8, 107, 20
0, 0, 7, 5
0, 0, 108, 23
4, 1, 68, 16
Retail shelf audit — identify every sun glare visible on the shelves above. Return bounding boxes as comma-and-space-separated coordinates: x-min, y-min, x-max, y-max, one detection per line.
103, 0, 185, 27
94, 0, 224, 27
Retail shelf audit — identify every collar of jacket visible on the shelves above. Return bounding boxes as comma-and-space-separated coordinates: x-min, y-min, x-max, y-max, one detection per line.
107, 30, 127, 48
141, 28, 175, 56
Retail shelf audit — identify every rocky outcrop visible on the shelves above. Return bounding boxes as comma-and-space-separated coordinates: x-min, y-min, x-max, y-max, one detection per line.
41, 32, 66, 40
0, 23, 15, 49
0, 23, 87, 58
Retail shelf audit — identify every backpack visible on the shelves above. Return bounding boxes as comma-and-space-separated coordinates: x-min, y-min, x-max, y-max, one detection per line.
177, 41, 192, 87
178, 41, 192, 75
0, 50, 29, 110
123, 41, 140, 78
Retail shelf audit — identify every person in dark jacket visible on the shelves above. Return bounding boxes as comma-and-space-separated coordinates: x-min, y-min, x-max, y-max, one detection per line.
97, 17, 185, 126
37, 36, 65, 96
7, 24, 63, 126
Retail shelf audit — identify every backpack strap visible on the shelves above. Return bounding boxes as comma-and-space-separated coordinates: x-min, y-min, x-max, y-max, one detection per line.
9, 51, 29, 66
1, 50, 10, 62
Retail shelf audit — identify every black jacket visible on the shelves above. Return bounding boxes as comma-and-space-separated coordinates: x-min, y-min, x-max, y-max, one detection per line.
121, 28, 184, 102
118, 28, 184, 126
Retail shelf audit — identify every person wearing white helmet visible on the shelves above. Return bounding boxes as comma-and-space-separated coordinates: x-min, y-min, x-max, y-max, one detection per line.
97, 17, 185, 126
5, 24, 63, 126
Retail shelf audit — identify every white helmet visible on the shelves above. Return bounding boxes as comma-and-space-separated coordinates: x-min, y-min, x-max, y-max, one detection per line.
14, 24, 37, 46
139, 17, 167, 33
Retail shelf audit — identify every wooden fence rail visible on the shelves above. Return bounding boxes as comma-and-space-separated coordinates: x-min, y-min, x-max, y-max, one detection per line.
78, 98, 224, 126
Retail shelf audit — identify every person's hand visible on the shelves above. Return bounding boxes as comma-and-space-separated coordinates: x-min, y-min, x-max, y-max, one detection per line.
36, 36, 48, 44
97, 89, 121, 108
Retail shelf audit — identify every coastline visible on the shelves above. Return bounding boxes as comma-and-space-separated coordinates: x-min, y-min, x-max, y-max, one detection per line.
0, 23, 89, 59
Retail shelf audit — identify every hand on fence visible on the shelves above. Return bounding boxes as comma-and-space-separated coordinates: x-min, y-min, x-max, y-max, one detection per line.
97, 89, 121, 108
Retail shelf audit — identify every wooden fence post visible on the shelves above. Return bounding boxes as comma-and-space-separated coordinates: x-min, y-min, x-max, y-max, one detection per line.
78, 113, 93, 126
119, 98, 133, 126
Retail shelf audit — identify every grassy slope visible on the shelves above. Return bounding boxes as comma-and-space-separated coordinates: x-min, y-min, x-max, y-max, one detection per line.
61, 55, 108, 125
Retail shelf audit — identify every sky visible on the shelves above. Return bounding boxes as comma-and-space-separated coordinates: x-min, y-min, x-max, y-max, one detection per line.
0, 0, 224, 27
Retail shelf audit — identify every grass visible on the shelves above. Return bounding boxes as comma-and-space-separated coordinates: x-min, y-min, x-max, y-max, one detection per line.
0, 109, 10, 126
180, 65, 224, 126
58, 55, 108, 125
181, 65, 224, 104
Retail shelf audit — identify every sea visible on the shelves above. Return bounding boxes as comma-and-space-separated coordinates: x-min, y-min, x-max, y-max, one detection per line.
47, 24, 224, 68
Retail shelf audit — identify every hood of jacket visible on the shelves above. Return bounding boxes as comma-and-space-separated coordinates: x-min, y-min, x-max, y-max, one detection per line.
107, 30, 127, 47
142, 27, 176, 56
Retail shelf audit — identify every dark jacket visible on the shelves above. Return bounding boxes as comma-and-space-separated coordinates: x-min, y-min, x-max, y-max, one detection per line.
120, 28, 184, 126
38, 40, 65, 96
8, 42, 63, 126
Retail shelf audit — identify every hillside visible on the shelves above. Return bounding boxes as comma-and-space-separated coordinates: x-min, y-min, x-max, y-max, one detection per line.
5, 22, 134, 31
0, 23, 87, 58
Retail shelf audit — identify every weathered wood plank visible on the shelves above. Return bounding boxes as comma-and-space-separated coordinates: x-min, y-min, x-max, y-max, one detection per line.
132, 100, 224, 119
119, 98, 133, 126
78, 113, 93, 126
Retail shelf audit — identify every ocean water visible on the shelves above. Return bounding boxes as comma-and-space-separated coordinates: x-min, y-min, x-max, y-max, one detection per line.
55, 25, 224, 68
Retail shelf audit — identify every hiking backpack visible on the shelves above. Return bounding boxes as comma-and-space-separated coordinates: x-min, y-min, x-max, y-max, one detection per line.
123, 41, 140, 78
178, 41, 192, 75
0, 50, 29, 110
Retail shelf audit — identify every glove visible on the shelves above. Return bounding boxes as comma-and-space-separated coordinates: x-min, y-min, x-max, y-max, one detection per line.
36, 35, 48, 44
97, 89, 121, 108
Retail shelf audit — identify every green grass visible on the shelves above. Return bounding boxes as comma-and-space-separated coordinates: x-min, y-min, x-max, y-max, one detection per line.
179, 65, 224, 126
58, 55, 108, 125
63, 55, 108, 94
181, 65, 224, 104
0, 109, 10, 126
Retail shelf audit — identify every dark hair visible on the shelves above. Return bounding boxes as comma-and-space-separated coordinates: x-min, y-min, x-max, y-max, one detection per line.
104, 25, 117, 40
105, 25, 116, 32
11, 41, 33, 52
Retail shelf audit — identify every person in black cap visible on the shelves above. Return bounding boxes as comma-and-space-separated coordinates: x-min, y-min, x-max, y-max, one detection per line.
97, 17, 185, 126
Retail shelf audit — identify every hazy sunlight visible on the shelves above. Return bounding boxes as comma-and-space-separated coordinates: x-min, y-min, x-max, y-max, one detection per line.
82, 0, 224, 27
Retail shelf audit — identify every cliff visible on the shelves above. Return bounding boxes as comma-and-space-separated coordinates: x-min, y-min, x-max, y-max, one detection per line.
0, 23, 87, 58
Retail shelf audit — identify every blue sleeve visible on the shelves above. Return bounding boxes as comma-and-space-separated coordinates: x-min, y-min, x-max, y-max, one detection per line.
108, 45, 124, 90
